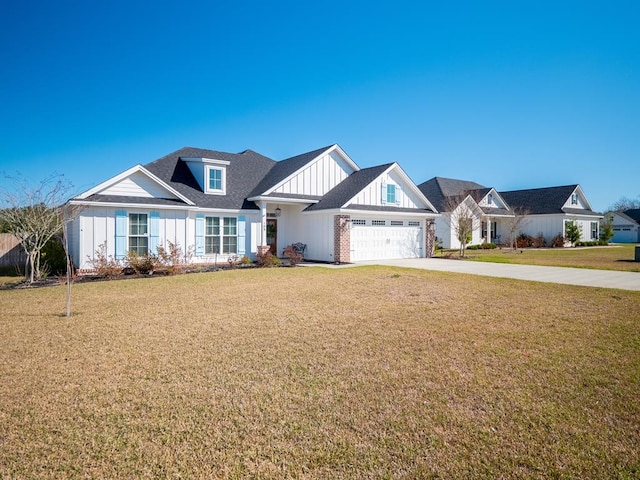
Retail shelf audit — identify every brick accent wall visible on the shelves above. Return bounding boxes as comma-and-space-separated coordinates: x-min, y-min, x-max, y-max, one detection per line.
333, 215, 351, 263
425, 220, 436, 258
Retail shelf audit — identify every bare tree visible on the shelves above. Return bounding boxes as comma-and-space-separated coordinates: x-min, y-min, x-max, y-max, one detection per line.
608, 195, 640, 212
504, 207, 531, 250
0, 175, 73, 284
443, 195, 480, 257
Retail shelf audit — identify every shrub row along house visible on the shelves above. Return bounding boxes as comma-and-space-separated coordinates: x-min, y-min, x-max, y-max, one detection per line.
68, 144, 602, 268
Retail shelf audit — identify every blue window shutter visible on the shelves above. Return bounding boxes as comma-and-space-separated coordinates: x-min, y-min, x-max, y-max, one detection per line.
381, 183, 387, 204
237, 215, 246, 255
115, 210, 127, 259
195, 214, 204, 256
149, 211, 160, 253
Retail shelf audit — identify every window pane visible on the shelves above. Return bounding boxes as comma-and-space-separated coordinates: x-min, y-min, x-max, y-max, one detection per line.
223, 236, 237, 254
206, 217, 219, 235
387, 184, 396, 203
205, 236, 220, 254
129, 236, 148, 255
209, 168, 222, 190
129, 213, 148, 235
223, 217, 237, 235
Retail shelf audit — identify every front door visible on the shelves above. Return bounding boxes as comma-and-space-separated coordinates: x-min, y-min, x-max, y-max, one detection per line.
266, 219, 278, 255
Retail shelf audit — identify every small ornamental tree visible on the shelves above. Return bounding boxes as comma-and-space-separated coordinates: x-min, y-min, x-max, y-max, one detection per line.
444, 195, 479, 258
599, 214, 615, 244
564, 220, 582, 247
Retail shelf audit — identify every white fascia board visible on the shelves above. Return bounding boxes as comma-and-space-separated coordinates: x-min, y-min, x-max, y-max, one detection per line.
246, 195, 320, 205
69, 199, 191, 211
302, 207, 439, 218
182, 157, 231, 166
262, 144, 360, 196
75, 164, 195, 206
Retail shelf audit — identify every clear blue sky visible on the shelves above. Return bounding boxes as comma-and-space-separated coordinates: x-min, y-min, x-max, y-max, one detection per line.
1, 1, 638, 212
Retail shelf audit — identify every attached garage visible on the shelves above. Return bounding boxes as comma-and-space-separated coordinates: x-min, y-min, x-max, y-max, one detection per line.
612, 227, 639, 243
350, 219, 423, 262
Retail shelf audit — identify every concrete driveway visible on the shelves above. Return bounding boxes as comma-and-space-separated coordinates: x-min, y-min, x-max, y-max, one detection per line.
354, 258, 640, 291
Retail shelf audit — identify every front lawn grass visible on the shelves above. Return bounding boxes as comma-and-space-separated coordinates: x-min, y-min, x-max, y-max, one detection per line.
446, 244, 640, 272
1, 267, 639, 479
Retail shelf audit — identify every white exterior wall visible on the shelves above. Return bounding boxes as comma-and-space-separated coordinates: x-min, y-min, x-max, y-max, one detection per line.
517, 214, 599, 244
278, 205, 334, 262
101, 171, 180, 199
350, 171, 422, 209
75, 206, 260, 269
272, 151, 354, 196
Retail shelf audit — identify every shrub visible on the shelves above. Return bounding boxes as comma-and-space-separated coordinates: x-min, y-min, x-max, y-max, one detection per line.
282, 245, 303, 266
156, 241, 192, 274
256, 249, 281, 268
481, 242, 497, 250
564, 221, 582, 247
87, 243, 122, 278
466, 244, 481, 250
126, 251, 158, 275
41, 236, 67, 275
551, 234, 565, 248
516, 233, 534, 248
532, 233, 546, 248
239, 255, 253, 266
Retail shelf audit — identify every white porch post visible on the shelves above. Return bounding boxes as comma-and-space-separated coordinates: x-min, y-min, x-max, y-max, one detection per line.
486, 217, 492, 244
259, 201, 268, 247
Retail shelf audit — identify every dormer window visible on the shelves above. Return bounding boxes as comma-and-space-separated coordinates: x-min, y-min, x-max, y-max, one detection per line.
205, 165, 226, 195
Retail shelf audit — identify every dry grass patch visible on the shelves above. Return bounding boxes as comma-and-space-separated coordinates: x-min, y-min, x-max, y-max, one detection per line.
1, 267, 639, 478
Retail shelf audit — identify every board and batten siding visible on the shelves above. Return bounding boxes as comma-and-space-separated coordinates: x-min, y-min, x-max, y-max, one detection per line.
350, 170, 423, 209
100, 171, 179, 199
271, 151, 354, 197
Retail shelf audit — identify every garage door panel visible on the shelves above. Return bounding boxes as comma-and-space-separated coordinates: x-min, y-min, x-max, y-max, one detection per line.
351, 226, 422, 261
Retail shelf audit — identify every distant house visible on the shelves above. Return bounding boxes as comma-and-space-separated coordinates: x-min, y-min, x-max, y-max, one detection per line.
608, 210, 640, 243
68, 144, 439, 269
500, 185, 602, 245
417, 177, 513, 249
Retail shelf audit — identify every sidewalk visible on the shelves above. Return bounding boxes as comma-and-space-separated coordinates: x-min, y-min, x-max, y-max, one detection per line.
346, 258, 640, 291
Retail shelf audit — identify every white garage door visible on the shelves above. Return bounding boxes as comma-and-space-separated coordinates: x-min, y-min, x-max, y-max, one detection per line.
351, 222, 422, 262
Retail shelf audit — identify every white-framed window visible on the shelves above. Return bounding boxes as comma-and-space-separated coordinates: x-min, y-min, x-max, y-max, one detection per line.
487, 193, 493, 205
571, 193, 578, 205
590, 222, 598, 240
205, 166, 225, 194
205, 216, 237, 254
129, 213, 148, 255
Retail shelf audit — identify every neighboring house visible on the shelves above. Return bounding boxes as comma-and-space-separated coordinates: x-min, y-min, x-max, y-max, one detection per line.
68, 144, 439, 269
417, 177, 513, 249
500, 185, 602, 245
607, 210, 640, 243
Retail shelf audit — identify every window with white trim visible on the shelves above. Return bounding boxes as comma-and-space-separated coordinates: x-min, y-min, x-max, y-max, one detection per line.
590, 222, 598, 240
487, 193, 493, 205
205, 166, 225, 194
205, 216, 237, 254
129, 213, 148, 255
571, 193, 578, 205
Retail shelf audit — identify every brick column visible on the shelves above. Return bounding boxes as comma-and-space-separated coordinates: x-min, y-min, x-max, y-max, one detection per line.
425, 220, 436, 258
333, 215, 351, 263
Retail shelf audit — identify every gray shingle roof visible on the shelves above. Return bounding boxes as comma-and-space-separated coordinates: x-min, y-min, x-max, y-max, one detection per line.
417, 177, 487, 212
141, 147, 276, 210
304, 164, 393, 211
624, 209, 640, 222
500, 184, 599, 216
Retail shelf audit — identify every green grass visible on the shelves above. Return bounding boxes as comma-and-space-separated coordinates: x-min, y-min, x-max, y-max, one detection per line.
445, 244, 640, 272
1, 267, 639, 478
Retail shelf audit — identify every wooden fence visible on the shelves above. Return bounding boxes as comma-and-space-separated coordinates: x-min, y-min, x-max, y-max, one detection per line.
0, 233, 26, 268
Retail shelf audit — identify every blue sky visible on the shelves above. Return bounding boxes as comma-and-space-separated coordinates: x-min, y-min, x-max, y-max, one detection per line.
1, 1, 638, 212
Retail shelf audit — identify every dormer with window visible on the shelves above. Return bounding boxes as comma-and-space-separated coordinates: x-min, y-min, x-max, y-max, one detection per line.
182, 157, 230, 195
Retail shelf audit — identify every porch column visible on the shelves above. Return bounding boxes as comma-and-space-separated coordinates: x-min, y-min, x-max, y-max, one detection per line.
258, 201, 270, 255
333, 215, 351, 263
425, 220, 436, 258
486, 217, 492, 244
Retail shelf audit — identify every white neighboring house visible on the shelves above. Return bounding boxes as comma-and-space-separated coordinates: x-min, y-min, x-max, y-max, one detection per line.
607, 210, 640, 243
68, 144, 439, 269
417, 177, 514, 249
500, 185, 603, 245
